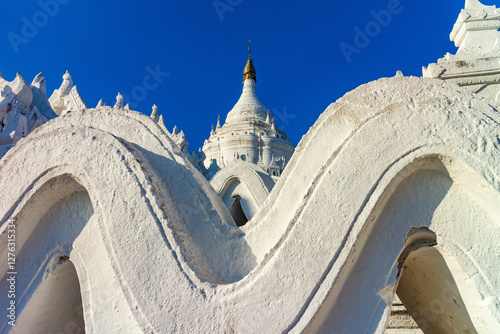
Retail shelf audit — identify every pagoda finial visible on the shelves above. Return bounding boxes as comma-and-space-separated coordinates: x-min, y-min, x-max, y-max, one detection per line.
216, 115, 221, 129
243, 40, 257, 82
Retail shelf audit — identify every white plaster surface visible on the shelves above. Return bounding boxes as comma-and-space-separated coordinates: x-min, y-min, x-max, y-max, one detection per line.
423, 0, 500, 104
1, 75, 499, 333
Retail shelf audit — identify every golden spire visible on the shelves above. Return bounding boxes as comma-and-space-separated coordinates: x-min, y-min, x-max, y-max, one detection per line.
243, 40, 257, 82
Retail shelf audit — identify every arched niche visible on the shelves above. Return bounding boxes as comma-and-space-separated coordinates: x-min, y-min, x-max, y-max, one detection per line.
210, 161, 275, 225
0, 173, 93, 332
220, 178, 255, 226
11, 259, 85, 334
305, 155, 500, 333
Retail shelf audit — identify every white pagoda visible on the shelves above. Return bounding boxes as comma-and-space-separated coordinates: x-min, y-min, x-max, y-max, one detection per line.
202, 42, 294, 178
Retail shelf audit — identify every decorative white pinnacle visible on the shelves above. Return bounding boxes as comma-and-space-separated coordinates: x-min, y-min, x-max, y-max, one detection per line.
59, 70, 73, 96
216, 115, 221, 129
150, 104, 159, 122
114, 92, 124, 109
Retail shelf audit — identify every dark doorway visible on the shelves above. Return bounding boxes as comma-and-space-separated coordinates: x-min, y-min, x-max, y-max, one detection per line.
229, 195, 249, 227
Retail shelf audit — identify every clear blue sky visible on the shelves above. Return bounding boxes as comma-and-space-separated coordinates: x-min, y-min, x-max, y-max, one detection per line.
1, 0, 495, 149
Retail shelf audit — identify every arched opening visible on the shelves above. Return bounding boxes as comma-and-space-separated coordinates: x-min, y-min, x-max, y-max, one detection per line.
304, 157, 500, 333
11, 260, 85, 333
395, 247, 476, 333
0, 174, 93, 332
215, 173, 270, 225
229, 195, 249, 227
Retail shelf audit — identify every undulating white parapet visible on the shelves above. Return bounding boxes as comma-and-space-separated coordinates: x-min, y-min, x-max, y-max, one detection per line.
1, 75, 499, 333
1, 2, 500, 333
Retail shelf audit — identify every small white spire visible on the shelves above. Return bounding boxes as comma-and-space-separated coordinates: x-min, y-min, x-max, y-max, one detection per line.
63, 70, 71, 80
59, 70, 73, 96
97, 99, 106, 107
150, 104, 159, 122
31, 72, 45, 86
114, 92, 124, 109
216, 115, 221, 129
124, 103, 131, 110
158, 114, 165, 126
266, 111, 271, 123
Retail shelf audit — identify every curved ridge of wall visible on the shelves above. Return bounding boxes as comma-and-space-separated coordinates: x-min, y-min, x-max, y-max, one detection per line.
1, 76, 499, 333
